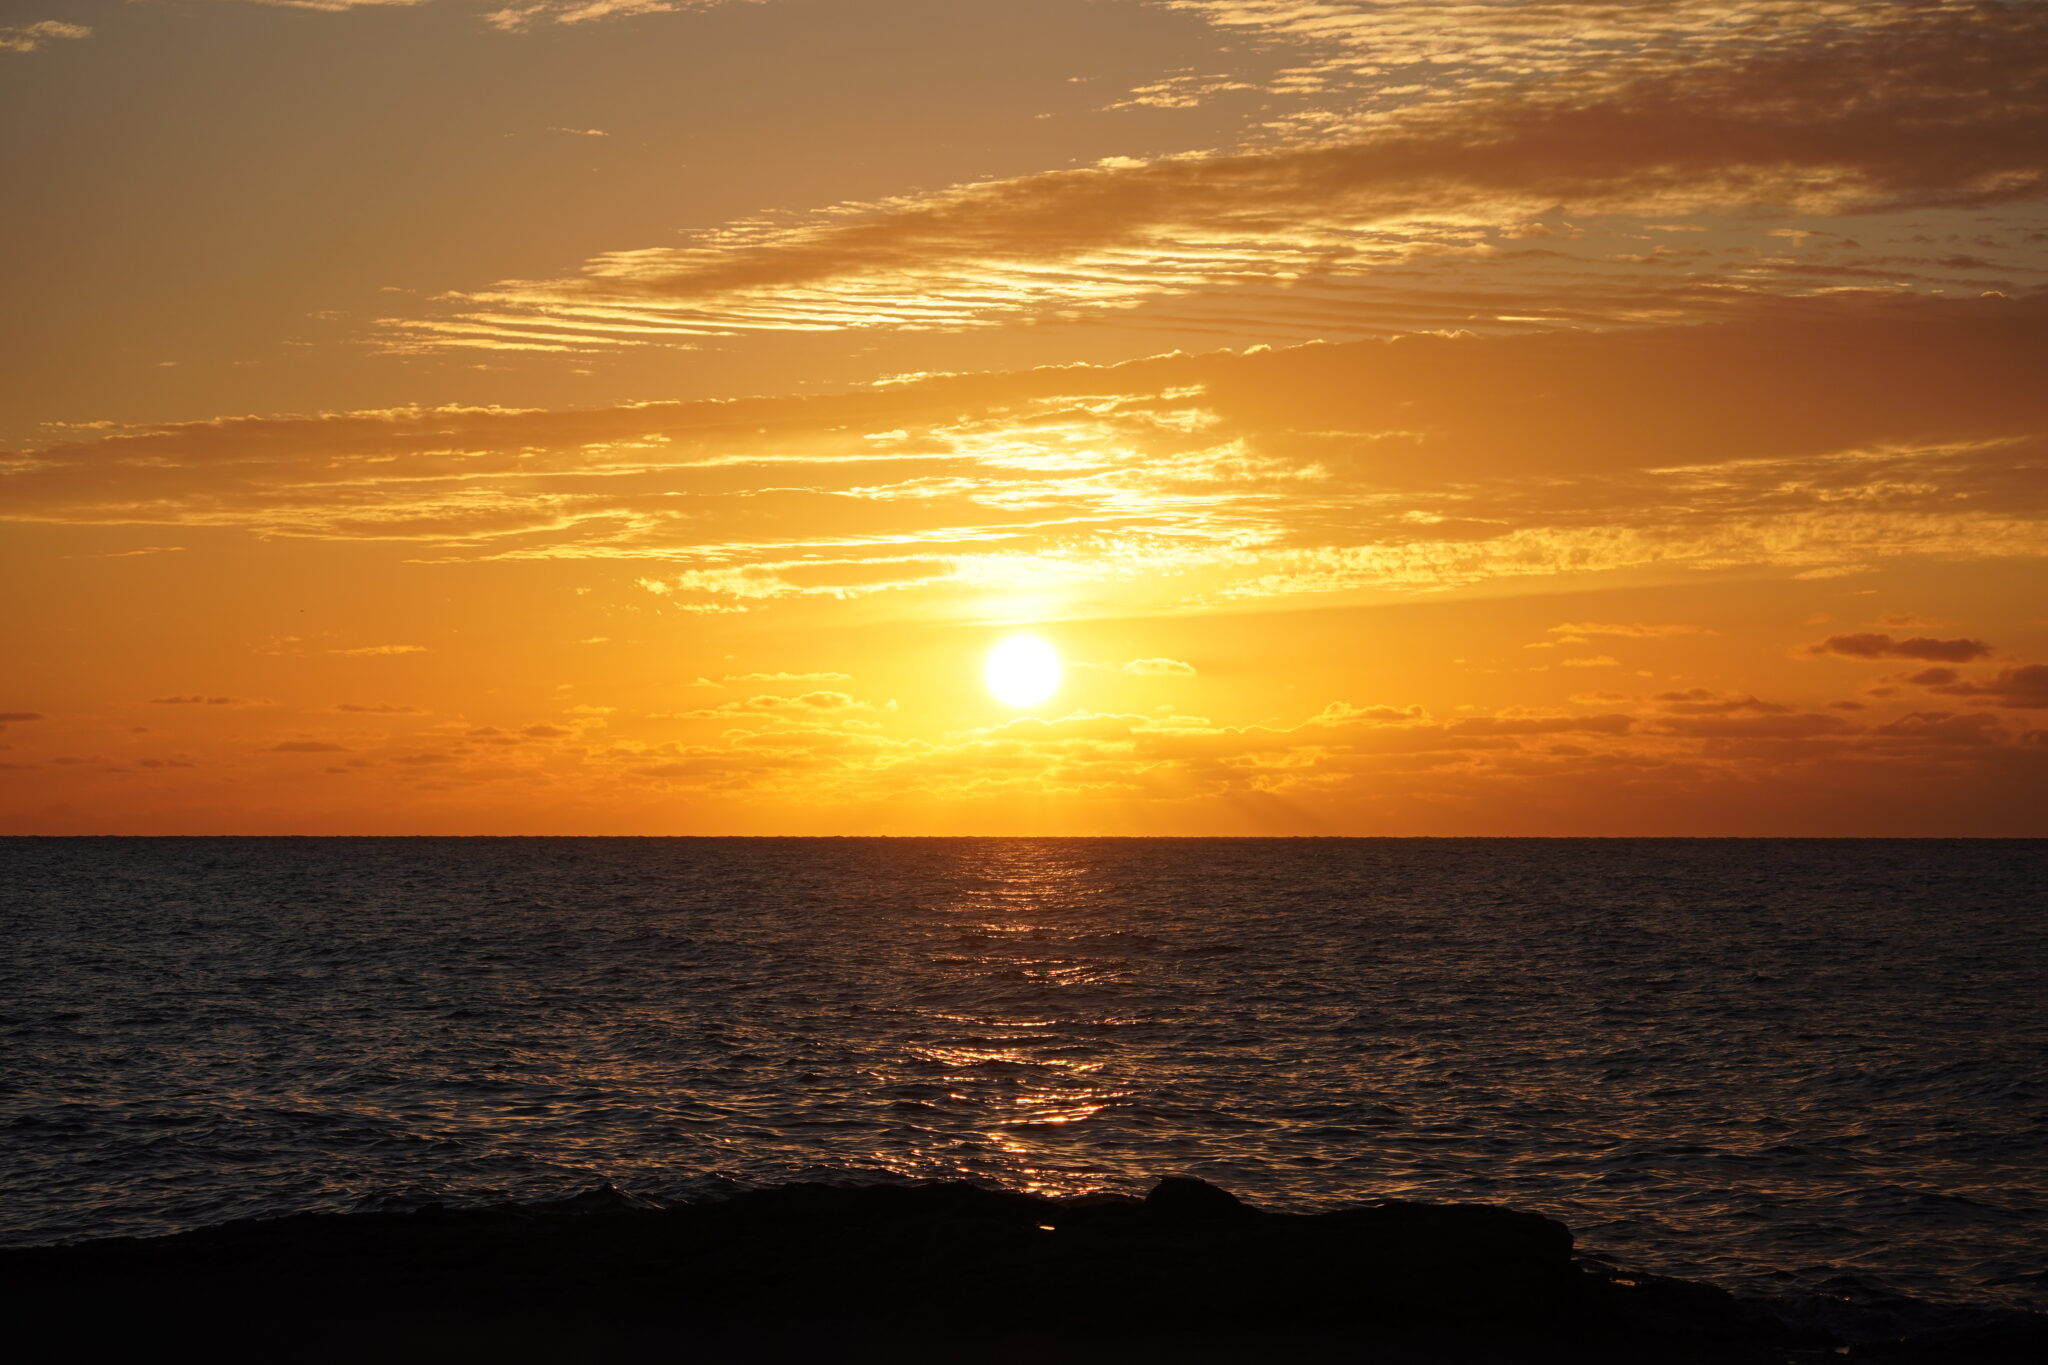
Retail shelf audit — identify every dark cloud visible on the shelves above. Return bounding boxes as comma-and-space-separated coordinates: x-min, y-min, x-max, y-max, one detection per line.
1652, 690, 1793, 716
1443, 714, 1634, 737
1870, 710, 2009, 746
272, 741, 347, 753
1920, 663, 2048, 708
1809, 633, 1994, 662
1654, 713, 1859, 740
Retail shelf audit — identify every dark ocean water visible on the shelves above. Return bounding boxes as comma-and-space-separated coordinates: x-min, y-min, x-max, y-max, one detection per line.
2, 837, 2043, 1319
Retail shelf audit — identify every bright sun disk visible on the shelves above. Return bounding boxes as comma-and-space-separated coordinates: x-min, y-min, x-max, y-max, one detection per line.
984, 634, 1061, 707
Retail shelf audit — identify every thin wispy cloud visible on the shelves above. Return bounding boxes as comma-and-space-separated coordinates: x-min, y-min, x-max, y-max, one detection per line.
386, 4, 2048, 351
1, 20, 90, 53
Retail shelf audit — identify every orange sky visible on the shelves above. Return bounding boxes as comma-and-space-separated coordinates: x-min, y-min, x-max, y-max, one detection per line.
4, 0, 2045, 834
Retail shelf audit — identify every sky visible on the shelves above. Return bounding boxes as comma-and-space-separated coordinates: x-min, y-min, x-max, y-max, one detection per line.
3, 0, 2046, 835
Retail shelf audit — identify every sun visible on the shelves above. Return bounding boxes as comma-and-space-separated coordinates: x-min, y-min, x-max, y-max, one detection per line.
984, 634, 1062, 707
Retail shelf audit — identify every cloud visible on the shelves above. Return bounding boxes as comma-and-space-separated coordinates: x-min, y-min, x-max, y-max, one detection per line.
1441, 713, 1633, 738
0, 712, 45, 723
1652, 712, 1860, 741
1, 21, 90, 54
1870, 710, 2009, 746
483, 1, 747, 32
335, 703, 424, 714
681, 690, 868, 718
1166, 0, 1917, 94
237, 1, 426, 11
1917, 663, 2048, 709
722, 671, 853, 684
1808, 633, 1993, 662
1550, 622, 1712, 639
328, 644, 427, 656
150, 695, 243, 706
1104, 70, 1257, 112
1653, 690, 1792, 717
592, 681, 2040, 832
640, 558, 958, 608
1560, 656, 1620, 669
387, 3, 2048, 348
1122, 657, 1197, 676
7, 292, 2046, 617
35, 671, 2040, 831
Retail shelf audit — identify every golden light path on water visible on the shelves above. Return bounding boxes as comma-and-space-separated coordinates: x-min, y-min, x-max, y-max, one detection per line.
891, 842, 1130, 1199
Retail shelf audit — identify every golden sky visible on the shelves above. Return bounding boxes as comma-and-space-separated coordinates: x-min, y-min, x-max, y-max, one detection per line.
4, 0, 2045, 833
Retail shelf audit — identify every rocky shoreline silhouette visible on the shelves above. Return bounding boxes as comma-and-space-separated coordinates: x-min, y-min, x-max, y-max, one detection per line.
5, 1178, 2042, 1362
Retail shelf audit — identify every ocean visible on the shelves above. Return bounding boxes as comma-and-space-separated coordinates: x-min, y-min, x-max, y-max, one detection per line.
3, 837, 2042, 1319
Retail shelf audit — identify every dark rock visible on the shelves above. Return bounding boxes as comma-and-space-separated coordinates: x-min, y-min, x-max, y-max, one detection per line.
1845, 1313, 2048, 1362
519, 1181, 667, 1216
1143, 1176, 1254, 1219
0, 1178, 1834, 1362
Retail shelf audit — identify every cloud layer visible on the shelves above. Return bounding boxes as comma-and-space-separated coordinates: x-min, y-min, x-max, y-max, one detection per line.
11, 291, 2046, 616
385, 2, 2048, 351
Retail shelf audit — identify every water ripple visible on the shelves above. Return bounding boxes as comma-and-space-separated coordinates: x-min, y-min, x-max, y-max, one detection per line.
0, 836, 2042, 1316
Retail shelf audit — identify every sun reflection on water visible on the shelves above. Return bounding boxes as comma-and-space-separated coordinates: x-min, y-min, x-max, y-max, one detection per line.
881, 842, 1139, 1198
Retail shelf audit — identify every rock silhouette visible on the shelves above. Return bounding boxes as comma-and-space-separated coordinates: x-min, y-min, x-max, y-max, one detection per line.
3, 1179, 2041, 1361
